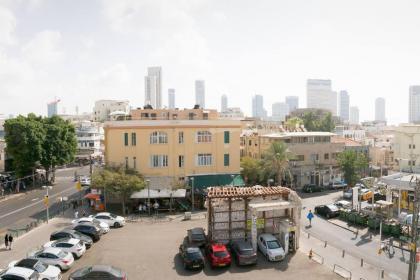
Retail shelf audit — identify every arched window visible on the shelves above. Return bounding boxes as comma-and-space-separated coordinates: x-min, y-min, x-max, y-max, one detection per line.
150, 131, 168, 144
196, 131, 212, 143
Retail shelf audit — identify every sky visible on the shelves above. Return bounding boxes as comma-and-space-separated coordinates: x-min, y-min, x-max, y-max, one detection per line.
0, 0, 420, 124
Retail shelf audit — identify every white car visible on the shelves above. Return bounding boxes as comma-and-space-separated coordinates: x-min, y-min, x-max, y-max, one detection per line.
9, 258, 61, 280
72, 217, 110, 233
0, 267, 39, 280
79, 177, 91, 186
30, 247, 74, 271
91, 212, 126, 228
43, 238, 86, 259
257, 234, 286, 262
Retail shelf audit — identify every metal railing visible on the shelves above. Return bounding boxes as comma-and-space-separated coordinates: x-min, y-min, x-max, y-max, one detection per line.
333, 264, 352, 279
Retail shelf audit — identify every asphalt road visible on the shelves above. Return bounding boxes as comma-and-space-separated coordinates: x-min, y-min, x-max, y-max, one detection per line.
0, 166, 89, 231
300, 189, 418, 279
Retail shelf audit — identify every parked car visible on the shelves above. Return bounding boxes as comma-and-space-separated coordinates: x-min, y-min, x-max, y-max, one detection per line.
343, 189, 353, 199
334, 200, 351, 209
50, 229, 93, 249
79, 176, 90, 186
302, 184, 324, 193
72, 218, 110, 234
230, 240, 257, 266
0, 267, 39, 280
69, 265, 127, 280
30, 247, 74, 271
43, 238, 86, 259
257, 234, 285, 262
373, 191, 386, 201
8, 258, 61, 280
72, 224, 102, 242
328, 182, 347, 190
314, 204, 340, 219
206, 243, 231, 268
91, 212, 126, 228
179, 242, 205, 270
187, 228, 207, 247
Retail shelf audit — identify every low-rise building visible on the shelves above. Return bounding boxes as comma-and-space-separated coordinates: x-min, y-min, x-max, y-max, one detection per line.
219, 107, 245, 119
241, 131, 345, 187
130, 107, 218, 121
393, 124, 420, 172
75, 121, 103, 162
104, 115, 242, 192
334, 125, 366, 142
93, 100, 130, 122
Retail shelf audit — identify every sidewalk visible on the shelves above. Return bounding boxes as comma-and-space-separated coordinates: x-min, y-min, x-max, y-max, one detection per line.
299, 229, 403, 280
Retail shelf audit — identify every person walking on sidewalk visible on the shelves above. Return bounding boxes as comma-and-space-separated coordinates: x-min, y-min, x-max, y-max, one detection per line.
8, 234, 13, 250
4, 234, 8, 250
307, 210, 314, 226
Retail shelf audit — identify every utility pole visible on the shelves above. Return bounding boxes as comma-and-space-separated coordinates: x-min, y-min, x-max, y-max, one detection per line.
408, 176, 420, 280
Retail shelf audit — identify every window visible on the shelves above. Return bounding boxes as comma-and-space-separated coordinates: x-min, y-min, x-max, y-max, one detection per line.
224, 154, 230, 166
178, 155, 184, 168
178, 132, 184, 144
310, 154, 319, 161
124, 133, 128, 146
150, 131, 168, 144
131, 133, 136, 146
224, 131, 230, 144
150, 155, 168, 167
296, 155, 305, 161
324, 153, 329, 160
409, 144, 412, 149
133, 157, 137, 169
248, 140, 252, 146
197, 154, 212, 166
196, 131, 212, 143
125, 157, 129, 169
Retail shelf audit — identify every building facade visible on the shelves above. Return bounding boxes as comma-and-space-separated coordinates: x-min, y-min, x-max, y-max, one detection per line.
47, 100, 59, 117
375, 97, 386, 122
221, 94, 228, 112
144, 66, 162, 109
339, 90, 350, 122
252, 95, 267, 119
219, 107, 244, 119
168, 89, 175, 109
393, 124, 420, 172
104, 118, 241, 190
93, 100, 130, 122
0, 139, 5, 172
195, 80, 205, 108
75, 121, 103, 160
349, 106, 359, 125
271, 102, 289, 122
306, 79, 337, 116
285, 96, 299, 113
409, 86, 420, 124
130, 107, 218, 121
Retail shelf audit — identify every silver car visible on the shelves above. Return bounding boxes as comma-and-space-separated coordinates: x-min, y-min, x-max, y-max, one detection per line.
30, 247, 74, 271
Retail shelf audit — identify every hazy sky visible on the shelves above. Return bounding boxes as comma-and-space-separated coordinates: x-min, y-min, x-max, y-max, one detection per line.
1, 0, 420, 124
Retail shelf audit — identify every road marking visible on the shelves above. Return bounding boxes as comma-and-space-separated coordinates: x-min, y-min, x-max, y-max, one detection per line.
0, 187, 77, 221
31, 198, 39, 202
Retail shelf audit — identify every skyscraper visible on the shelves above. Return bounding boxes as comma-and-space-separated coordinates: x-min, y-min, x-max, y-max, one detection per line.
272, 102, 289, 122
252, 95, 267, 119
306, 79, 337, 115
285, 96, 299, 112
47, 98, 60, 117
221, 94, 228, 112
339, 90, 350, 122
349, 106, 359, 125
375, 97, 386, 122
144, 66, 162, 109
195, 80, 205, 108
409, 86, 420, 123
168, 89, 175, 109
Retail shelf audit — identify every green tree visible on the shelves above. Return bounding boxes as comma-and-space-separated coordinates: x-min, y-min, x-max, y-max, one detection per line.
4, 114, 45, 177
261, 141, 293, 185
40, 116, 77, 182
301, 112, 335, 132
337, 150, 369, 187
301, 112, 317, 131
285, 117, 304, 130
319, 113, 335, 132
240, 157, 262, 185
92, 165, 145, 215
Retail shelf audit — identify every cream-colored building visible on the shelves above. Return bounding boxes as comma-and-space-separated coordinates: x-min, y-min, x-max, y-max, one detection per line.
393, 124, 420, 172
93, 100, 130, 122
105, 119, 242, 190
241, 131, 345, 187
130, 107, 218, 121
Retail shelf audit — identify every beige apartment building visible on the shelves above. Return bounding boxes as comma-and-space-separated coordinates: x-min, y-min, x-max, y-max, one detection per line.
130, 107, 218, 121
393, 124, 420, 172
104, 119, 242, 190
241, 131, 345, 187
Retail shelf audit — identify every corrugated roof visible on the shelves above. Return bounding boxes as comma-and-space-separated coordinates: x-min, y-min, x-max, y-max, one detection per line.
207, 186, 290, 199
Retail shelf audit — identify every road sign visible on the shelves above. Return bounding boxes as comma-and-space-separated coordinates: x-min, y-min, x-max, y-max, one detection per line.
75, 181, 81, 191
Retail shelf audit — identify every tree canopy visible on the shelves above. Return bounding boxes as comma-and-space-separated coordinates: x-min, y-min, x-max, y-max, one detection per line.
240, 157, 262, 185
301, 112, 335, 132
337, 150, 369, 187
261, 141, 293, 185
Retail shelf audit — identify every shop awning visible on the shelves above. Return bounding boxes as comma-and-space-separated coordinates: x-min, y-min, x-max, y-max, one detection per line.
130, 188, 186, 199
187, 174, 245, 190
84, 193, 100, 200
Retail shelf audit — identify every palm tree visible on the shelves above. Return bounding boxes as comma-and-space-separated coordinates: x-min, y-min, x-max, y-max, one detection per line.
262, 141, 293, 186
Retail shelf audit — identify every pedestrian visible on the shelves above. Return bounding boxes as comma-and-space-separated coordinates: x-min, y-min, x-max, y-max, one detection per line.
153, 201, 159, 215
8, 234, 13, 250
74, 210, 79, 219
307, 210, 314, 226
4, 234, 8, 250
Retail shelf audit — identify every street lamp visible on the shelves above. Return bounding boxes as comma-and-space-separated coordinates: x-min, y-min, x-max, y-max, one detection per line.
42, 185, 53, 223
146, 179, 151, 216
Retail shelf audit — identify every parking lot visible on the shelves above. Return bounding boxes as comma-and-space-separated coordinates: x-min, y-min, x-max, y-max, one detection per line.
54, 216, 338, 280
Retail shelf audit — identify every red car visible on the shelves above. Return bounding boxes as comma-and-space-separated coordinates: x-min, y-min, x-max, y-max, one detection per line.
206, 243, 231, 268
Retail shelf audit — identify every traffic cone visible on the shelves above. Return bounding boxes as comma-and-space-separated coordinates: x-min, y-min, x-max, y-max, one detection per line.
309, 249, 313, 259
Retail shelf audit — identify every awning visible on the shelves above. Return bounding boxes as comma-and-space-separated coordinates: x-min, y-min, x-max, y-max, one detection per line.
130, 188, 186, 199
84, 193, 100, 200
186, 174, 245, 190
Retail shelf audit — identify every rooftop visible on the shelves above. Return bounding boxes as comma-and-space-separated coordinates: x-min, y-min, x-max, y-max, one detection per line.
262, 131, 336, 138
105, 119, 241, 128
331, 136, 364, 147
207, 186, 290, 199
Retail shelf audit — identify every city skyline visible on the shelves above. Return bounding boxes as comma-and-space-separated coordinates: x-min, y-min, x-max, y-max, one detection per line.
1, 1, 420, 124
